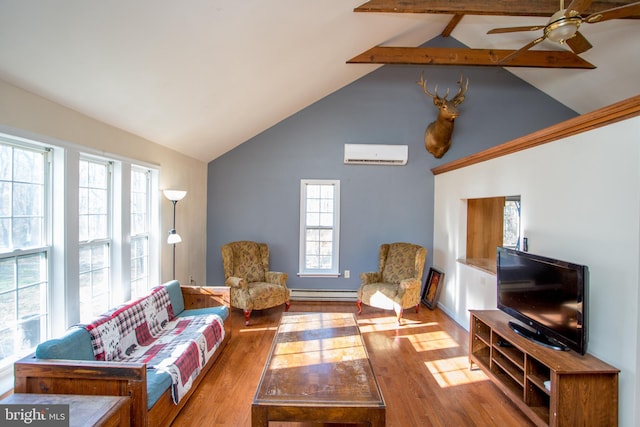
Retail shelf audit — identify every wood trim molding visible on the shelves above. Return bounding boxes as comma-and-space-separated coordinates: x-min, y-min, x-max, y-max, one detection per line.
431, 94, 640, 175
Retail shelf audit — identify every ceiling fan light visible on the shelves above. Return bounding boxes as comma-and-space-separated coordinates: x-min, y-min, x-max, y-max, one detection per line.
543, 10, 582, 44
546, 19, 580, 43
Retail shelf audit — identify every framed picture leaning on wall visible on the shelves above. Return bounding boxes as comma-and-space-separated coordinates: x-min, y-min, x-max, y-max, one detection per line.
421, 267, 444, 310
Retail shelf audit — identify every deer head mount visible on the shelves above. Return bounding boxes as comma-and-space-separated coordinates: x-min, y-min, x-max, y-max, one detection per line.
417, 72, 469, 159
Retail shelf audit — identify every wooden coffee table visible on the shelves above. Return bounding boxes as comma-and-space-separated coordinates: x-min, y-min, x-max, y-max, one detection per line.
252, 312, 385, 426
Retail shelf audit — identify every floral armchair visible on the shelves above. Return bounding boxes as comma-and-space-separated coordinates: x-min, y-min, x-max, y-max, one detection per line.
221, 241, 290, 326
356, 242, 427, 323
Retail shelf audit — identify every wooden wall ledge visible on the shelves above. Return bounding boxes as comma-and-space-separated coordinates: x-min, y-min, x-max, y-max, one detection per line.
431, 94, 640, 175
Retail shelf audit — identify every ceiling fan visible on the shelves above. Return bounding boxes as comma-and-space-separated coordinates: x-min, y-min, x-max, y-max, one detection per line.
487, 0, 640, 64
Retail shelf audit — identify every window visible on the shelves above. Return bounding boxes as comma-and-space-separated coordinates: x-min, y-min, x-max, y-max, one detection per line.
0, 131, 162, 392
130, 167, 150, 298
464, 195, 521, 274
78, 158, 112, 322
0, 140, 49, 365
503, 196, 521, 249
299, 180, 340, 276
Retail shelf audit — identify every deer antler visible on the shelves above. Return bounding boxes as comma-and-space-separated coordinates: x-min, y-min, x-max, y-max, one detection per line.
452, 74, 469, 106
417, 72, 449, 100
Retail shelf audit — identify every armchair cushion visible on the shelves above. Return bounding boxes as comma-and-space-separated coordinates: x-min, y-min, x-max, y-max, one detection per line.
227, 241, 267, 283
248, 282, 289, 310
382, 244, 420, 284
358, 283, 399, 311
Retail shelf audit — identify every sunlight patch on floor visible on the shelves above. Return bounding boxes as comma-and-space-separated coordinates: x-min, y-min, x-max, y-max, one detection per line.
358, 318, 439, 333
407, 330, 459, 352
239, 326, 277, 333
355, 316, 399, 332
425, 356, 488, 388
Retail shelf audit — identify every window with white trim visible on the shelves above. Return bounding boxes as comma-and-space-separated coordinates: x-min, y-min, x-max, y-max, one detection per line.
503, 196, 521, 249
0, 131, 164, 393
130, 167, 150, 298
0, 140, 49, 366
78, 157, 112, 322
299, 179, 340, 276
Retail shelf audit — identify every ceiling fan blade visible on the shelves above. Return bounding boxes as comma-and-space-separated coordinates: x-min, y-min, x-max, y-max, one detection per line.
564, 0, 593, 17
487, 25, 545, 34
500, 36, 547, 65
584, 2, 640, 23
565, 31, 593, 54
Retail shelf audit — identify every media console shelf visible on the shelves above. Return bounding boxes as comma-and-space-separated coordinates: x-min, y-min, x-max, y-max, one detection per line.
469, 310, 619, 427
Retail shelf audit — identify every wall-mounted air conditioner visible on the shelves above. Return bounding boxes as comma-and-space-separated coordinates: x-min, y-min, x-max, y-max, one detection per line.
344, 144, 408, 166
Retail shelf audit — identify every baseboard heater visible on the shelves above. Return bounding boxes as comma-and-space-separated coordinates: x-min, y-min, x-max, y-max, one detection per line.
290, 289, 358, 302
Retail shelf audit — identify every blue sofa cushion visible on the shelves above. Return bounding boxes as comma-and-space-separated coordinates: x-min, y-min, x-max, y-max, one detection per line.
164, 280, 185, 315
146, 369, 173, 409
178, 306, 229, 321
35, 327, 94, 360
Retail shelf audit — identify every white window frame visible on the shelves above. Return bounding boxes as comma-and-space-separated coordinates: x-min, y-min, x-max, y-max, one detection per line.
130, 166, 151, 298
78, 156, 113, 321
298, 179, 340, 277
0, 128, 163, 394
0, 138, 50, 371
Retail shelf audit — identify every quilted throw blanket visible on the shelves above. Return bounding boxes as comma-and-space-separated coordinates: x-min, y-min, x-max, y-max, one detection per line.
122, 314, 224, 404
83, 286, 225, 404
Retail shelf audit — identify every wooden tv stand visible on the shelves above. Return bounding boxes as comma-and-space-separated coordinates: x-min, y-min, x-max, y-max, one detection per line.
469, 310, 619, 427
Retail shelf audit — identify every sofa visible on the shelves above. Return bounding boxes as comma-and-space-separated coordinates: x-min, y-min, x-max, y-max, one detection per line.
13, 281, 231, 427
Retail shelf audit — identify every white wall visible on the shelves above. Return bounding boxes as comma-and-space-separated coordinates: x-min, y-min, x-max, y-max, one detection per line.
0, 79, 208, 286
433, 116, 640, 426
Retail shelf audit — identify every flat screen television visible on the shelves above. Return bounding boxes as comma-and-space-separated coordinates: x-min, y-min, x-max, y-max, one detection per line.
496, 247, 588, 354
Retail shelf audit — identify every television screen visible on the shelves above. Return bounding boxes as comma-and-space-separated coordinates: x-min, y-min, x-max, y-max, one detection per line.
496, 247, 587, 354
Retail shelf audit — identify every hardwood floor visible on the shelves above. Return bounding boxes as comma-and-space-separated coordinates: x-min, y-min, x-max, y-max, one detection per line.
170, 301, 535, 427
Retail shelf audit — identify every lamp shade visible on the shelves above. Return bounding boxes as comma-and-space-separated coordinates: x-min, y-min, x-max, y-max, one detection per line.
168, 229, 182, 244
163, 189, 187, 202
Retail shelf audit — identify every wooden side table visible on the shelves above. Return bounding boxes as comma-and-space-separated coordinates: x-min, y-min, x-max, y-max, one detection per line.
1, 393, 130, 427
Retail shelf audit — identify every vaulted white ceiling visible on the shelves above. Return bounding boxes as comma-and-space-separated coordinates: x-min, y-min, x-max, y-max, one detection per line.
0, 1, 638, 162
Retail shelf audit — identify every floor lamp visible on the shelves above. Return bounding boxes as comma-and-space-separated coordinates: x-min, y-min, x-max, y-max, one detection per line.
163, 189, 187, 280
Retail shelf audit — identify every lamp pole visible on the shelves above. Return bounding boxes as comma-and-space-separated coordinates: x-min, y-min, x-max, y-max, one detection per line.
171, 199, 177, 280
163, 189, 186, 282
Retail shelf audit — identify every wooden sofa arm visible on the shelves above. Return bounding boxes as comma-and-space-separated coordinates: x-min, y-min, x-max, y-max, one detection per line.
14, 357, 148, 427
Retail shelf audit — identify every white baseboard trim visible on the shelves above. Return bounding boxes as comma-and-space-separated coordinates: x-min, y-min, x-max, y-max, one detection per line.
290, 289, 358, 302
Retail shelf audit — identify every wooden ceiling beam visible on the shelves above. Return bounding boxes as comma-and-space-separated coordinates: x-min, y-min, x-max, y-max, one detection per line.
347, 46, 596, 69
354, 0, 640, 18
442, 14, 464, 36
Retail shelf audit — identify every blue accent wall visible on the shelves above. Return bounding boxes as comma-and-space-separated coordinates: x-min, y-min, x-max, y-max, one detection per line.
206, 38, 578, 291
